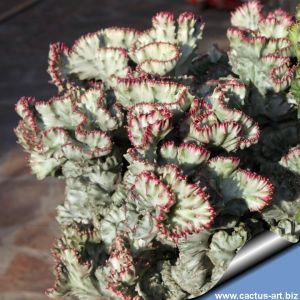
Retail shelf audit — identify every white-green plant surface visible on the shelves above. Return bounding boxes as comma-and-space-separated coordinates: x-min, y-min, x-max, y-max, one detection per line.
16, 2, 300, 299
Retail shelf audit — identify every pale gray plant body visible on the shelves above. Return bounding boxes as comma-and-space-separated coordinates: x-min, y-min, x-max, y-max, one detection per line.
15, 2, 300, 299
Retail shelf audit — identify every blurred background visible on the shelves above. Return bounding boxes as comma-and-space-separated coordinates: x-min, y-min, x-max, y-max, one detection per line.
0, 1, 298, 299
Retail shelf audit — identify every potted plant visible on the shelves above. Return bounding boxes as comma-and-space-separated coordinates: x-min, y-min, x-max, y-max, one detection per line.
15, 1, 300, 299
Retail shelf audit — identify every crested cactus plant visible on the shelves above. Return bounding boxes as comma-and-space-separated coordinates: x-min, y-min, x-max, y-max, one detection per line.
15, 2, 300, 300
225, 1, 298, 121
